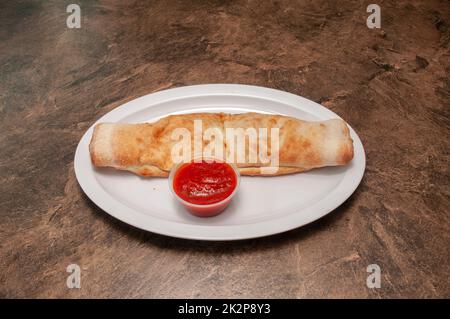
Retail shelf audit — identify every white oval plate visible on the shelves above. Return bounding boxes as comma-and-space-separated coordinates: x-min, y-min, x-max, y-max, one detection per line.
74, 84, 365, 241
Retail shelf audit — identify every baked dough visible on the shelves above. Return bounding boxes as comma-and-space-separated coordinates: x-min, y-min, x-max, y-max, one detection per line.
89, 112, 354, 177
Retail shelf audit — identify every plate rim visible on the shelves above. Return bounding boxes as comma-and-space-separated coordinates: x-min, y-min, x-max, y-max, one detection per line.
74, 84, 366, 241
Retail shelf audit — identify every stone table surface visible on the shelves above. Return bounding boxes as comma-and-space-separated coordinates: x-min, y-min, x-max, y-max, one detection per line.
1, 0, 449, 298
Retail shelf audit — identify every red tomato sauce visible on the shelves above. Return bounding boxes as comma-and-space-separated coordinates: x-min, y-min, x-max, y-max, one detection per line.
173, 161, 238, 205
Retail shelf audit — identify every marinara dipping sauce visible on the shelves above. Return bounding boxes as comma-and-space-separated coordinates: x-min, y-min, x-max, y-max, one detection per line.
169, 159, 240, 217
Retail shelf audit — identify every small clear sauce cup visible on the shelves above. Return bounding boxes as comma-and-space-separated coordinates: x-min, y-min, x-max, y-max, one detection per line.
168, 158, 240, 217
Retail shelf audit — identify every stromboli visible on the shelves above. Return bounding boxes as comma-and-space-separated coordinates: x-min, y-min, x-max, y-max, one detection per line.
89, 112, 354, 177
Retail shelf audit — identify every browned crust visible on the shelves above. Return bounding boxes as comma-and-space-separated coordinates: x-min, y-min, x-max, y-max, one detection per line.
339, 140, 354, 165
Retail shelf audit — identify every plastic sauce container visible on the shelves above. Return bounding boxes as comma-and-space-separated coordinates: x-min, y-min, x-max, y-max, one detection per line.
169, 159, 240, 217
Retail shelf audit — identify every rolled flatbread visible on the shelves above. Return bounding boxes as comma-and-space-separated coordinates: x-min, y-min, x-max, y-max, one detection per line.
89, 112, 354, 177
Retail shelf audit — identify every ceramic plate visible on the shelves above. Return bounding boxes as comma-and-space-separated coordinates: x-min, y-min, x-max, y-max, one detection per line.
74, 84, 365, 240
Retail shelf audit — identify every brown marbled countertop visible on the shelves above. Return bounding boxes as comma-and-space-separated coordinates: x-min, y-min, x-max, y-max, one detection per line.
1, 0, 449, 298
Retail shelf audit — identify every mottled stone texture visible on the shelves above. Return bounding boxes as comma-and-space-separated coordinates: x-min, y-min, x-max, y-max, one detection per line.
0, 0, 449, 298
